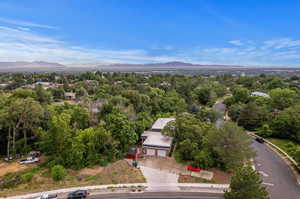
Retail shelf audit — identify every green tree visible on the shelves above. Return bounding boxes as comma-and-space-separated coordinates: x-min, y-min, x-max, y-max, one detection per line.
178, 139, 198, 161
237, 103, 269, 130
228, 103, 243, 122
193, 150, 214, 169
269, 88, 298, 110
232, 88, 250, 103
205, 122, 254, 170
5, 97, 43, 156
51, 165, 67, 181
194, 87, 211, 105
270, 104, 300, 141
196, 109, 221, 123
34, 85, 52, 104
224, 166, 268, 199
257, 124, 273, 138
104, 111, 138, 153
39, 112, 73, 165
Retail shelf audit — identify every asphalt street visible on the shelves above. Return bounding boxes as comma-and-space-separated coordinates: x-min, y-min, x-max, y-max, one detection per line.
214, 100, 300, 199
89, 192, 223, 199
213, 101, 226, 129
252, 139, 300, 199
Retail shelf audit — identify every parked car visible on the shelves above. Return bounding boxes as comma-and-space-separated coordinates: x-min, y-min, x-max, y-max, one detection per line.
255, 137, 265, 143
67, 190, 89, 199
19, 156, 39, 164
187, 165, 201, 172
35, 194, 57, 199
127, 147, 140, 159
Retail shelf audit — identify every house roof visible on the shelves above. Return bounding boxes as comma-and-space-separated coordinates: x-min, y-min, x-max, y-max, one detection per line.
65, 92, 76, 97
151, 118, 175, 131
142, 132, 173, 148
141, 130, 156, 137
35, 81, 51, 86
251, 91, 270, 98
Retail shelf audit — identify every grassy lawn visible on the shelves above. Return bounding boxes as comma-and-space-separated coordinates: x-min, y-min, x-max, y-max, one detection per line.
0, 160, 145, 197
266, 138, 300, 156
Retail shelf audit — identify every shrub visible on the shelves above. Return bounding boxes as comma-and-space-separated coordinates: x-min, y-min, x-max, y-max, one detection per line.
51, 165, 67, 181
192, 150, 214, 169
21, 172, 35, 182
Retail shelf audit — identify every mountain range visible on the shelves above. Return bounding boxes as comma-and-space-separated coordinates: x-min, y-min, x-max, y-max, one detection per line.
0, 61, 297, 73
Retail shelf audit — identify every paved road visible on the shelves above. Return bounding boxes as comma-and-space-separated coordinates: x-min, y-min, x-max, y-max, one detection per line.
213, 100, 300, 198
89, 192, 223, 199
213, 101, 225, 128
252, 139, 300, 199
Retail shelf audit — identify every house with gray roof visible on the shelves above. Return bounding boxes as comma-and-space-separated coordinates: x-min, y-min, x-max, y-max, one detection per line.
141, 118, 175, 157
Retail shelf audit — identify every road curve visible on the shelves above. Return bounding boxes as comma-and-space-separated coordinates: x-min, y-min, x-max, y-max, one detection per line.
214, 100, 300, 198
89, 192, 223, 199
213, 101, 226, 128
251, 139, 300, 199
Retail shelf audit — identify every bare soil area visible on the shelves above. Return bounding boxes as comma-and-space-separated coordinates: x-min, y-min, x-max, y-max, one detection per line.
0, 159, 145, 197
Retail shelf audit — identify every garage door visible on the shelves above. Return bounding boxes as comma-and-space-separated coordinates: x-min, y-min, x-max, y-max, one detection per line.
157, 150, 167, 157
146, 149, 155, 156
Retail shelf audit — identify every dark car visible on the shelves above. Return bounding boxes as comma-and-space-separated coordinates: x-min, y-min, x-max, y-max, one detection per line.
255, 137, 265, 143
67, 190, 88, 199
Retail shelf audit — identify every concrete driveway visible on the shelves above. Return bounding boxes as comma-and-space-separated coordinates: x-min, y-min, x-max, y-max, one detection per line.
138, 157, 213, 181
139, 166, 179, 191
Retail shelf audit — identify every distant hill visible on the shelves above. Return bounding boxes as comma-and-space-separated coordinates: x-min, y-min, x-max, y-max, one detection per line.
0, 61, 67, 72
0, 61, 298, 74
108, 61, 196, 67
103, 61, 246, 68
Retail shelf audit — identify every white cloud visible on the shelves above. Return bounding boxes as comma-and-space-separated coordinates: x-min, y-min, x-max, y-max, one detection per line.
263, 38, 300, 49
189, 38, 300, 66
0, 22, 300, 66
0, 17, 58, 29
229, 40, 243, 46
0, 25, 177, 64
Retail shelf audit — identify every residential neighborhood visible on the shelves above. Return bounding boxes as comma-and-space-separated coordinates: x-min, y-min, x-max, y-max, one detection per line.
0, 72, 300, 199
1, 1, 300, 199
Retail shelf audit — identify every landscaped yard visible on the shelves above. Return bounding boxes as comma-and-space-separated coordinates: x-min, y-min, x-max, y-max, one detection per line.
178, 168, 233, 184
0, 160, 145, 197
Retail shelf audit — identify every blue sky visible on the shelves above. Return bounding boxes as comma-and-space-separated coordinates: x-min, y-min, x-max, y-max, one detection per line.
0, 0, 300, 66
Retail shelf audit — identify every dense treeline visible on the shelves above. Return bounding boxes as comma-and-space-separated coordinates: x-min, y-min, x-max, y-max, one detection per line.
1, 72, 300, 169
0, 72, 229, 169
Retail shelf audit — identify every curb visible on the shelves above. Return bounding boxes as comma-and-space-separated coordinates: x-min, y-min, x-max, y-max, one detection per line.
249, 133, 300, 185
0, 183, 229, 199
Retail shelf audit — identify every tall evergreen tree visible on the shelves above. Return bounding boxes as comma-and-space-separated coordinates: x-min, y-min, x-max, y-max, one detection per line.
224, 166, 268, 199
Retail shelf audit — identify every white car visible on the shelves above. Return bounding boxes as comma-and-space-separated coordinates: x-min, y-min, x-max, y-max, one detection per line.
19, 156, 39, 164
35, 194, 57, 199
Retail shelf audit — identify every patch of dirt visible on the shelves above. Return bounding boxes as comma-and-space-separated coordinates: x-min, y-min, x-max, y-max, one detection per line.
93, 160, 145, 184
0, 156, 47, 177
208, 168, 233, 184
78, 166, 104, 176
0, 159, 145, 197
0, 161, 32, 177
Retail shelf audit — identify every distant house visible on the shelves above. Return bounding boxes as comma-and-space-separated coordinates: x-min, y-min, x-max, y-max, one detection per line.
35, 81, 51, 86
141, 118, 175, 157
90, 99, 107, 113
0, 83, 8, 87
65, 92, 76, 100
251, 91, 270, 98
